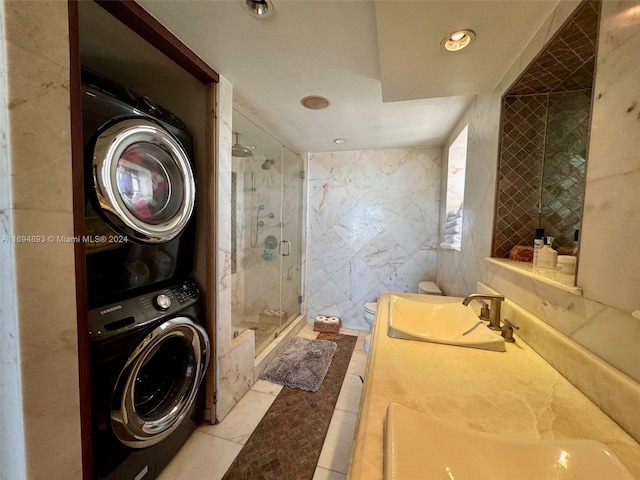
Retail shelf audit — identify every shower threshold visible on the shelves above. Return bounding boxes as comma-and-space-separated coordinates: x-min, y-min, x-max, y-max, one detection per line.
233, 311, 293, 357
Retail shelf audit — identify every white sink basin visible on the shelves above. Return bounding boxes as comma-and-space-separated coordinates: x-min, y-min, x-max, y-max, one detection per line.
387, 295, 505, 352
385, 403, 635, 480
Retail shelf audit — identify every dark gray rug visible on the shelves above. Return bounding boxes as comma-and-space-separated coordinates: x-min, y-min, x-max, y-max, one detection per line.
260, 336, 337, 392
223, 333, 356, 480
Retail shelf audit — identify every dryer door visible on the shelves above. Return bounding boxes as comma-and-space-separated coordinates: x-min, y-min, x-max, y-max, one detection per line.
92, 118, 196, 244
111, 317, 210, 448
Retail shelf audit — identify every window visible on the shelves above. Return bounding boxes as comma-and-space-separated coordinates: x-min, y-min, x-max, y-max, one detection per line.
441, 125, 468, 251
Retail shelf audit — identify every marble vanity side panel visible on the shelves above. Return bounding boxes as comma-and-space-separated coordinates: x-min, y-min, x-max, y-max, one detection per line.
478, 282, 640, 443
307, 148, 441, 330
578, 1, 640, 314
3, 1, 82, 478
216, 76, 254, 421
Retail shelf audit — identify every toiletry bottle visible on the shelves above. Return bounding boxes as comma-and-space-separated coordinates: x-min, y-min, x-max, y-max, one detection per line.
532, 228, 545, 269
537, 236, 558, 270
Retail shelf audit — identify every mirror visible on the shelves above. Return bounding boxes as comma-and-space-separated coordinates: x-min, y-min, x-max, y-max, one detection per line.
492, 0, 600, 263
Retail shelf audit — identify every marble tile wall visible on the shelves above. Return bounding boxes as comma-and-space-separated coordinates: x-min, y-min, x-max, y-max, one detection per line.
216, 77, 256, 421
307, 148, 441, 330
437, 0, 640, 396
238, 154, 287, 317
578, 0, 640, 314
0, 1, 83, 478
0, 6, 25, 478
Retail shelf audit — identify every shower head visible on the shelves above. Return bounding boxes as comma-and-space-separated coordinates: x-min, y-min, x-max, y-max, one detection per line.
261, 159, 275, 170
232, 132, 253, 158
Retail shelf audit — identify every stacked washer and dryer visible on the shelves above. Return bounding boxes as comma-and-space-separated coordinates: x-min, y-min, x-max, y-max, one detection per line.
82, 67, 209, 480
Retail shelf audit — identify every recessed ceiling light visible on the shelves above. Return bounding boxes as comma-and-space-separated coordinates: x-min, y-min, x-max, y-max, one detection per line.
242, 0, 274, 18
442, 29, 475, 52
301, 95, 331, 110
333, 138, 347, 144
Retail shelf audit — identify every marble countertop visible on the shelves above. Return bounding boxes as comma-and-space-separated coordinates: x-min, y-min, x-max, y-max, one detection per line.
346, 292, 640, 480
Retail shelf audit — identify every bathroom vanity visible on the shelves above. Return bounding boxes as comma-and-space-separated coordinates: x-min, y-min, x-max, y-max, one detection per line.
347, 292, 640, 479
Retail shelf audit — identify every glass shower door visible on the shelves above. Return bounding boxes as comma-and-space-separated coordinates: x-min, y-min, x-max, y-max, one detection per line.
231, 109, 303, 357
278, 147, 303, 336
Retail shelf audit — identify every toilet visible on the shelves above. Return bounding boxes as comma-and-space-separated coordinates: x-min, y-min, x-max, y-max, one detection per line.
418, 281, 442, 296
362, 282, 442, 354
363, 302, 377, 353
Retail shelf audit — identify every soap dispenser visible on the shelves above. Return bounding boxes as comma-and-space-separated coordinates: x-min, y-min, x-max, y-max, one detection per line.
532, 228, 545, 268
537, 236, 558, 269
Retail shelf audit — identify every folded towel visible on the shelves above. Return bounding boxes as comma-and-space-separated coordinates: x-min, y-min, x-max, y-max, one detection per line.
447, 205, 463, 219
444, 225, 462, 235
444, 233, 462, 241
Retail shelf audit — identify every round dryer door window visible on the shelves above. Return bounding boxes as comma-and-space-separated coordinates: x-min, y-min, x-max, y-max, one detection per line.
92, 118, 196, 244
110, 317, 210, 448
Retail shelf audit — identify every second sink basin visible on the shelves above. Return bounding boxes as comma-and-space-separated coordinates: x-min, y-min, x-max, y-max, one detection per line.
385, 403, 635, 480
387, 295, 505, 351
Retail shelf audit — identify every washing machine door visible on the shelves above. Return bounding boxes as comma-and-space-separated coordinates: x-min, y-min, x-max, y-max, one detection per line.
92, 118, 195, 244
111, 317, 209, 448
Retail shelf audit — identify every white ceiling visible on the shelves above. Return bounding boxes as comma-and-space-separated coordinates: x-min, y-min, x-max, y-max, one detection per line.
137, 0, 560, 154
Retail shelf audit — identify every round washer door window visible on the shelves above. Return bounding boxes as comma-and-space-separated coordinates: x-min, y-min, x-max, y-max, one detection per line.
92, 118, 195, 244
110, 317, 210, 448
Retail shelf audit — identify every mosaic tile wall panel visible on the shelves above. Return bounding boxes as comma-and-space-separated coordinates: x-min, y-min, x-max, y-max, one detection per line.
494, 95, 547, 258
508, 0, 599, 95
492, 0, 599, 258
540, 90, 590, 247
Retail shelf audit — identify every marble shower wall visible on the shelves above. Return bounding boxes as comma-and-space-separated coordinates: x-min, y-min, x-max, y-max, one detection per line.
307, 148, 441, 330
239, 154, 286, 317
437, 0, 640, 386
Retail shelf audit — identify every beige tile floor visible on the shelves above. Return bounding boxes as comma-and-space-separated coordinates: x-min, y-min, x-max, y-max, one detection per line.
158, 323, 368, 480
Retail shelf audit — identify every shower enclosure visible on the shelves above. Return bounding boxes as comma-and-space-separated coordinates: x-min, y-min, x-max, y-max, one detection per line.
231, 110, 304, 356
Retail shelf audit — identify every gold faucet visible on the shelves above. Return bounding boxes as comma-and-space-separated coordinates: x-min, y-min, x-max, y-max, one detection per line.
461, 294, 505, 331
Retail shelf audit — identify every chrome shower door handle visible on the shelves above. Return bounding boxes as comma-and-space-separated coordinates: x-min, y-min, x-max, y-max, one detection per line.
280, 240, 291, 256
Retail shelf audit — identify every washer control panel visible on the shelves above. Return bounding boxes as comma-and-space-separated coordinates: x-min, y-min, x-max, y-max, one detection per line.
170, 280, 200, 305
154, 294, 172, 311
88, 279, 202, 340
137, 279, 200, 316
